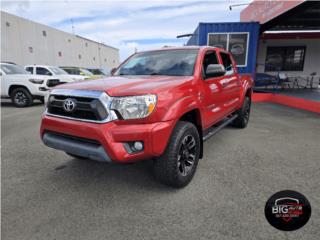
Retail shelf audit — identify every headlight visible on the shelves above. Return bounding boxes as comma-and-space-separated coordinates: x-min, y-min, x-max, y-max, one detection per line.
110, 94, 157, 119
29, 79, 44, 84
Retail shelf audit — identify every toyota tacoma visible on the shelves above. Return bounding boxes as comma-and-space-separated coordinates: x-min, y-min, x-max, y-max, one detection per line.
41, 46, 253, 187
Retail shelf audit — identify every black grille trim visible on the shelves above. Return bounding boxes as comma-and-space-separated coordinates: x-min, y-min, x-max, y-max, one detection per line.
45, 130, 100, 146
47, 95, 108, 121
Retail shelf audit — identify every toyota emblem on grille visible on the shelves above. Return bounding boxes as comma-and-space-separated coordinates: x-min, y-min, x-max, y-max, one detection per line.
63, 98, 76, 112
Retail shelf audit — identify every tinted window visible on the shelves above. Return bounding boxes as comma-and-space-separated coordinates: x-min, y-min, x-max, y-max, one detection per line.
116, 49, 199, 76
220, 53, 234, 75
49, 67, 67, 75
265, 46, 305, 71
25, 67, 34, 74
36, 67, 52, 75
63, 68, 76, 74
202, 51, 219, 78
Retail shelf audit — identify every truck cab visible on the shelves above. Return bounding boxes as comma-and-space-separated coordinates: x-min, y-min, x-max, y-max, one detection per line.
25, 65, 85, 82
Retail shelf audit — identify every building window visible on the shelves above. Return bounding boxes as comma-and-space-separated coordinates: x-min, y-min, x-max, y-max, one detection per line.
42, 30, 47, 37
85, 42, 88, 47
28, 47, 33, 53
68, 39, 71, 43
104, 58, 107, 62
93, 57, 95, 61
6, 21, 10, 27
58, 51, 62, 57
207, 32, 249, 66
78, 54, 81, 59
265, 46, 306, 72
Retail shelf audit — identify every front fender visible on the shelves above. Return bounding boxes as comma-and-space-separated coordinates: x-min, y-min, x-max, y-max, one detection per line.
162, 95, 199, 121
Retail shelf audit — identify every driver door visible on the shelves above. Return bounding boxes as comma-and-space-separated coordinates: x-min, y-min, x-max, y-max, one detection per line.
199, 50, 228, 129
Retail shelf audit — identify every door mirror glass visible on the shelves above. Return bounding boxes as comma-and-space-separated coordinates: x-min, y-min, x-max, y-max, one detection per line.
205, 64, 226, 78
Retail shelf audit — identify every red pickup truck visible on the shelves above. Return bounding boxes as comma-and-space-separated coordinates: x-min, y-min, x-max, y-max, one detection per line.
41, 46, 253, 187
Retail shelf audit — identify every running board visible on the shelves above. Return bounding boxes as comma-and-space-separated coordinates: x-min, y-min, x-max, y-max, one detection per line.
202, 114, 238, 141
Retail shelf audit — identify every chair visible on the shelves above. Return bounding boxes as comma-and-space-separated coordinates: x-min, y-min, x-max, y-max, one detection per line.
306, 72, 317, 89
274, 72, 291, 89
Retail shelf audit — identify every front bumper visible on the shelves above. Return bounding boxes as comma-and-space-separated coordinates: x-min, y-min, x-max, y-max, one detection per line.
40, 114, 175, 163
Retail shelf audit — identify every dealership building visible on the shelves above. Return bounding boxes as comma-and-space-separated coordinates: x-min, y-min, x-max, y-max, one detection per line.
187, 0, 320, 79
1, 11, 119, 69
187, 0, 320, 113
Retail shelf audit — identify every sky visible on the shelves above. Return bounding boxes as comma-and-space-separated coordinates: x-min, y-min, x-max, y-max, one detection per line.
1, 0, 248, 61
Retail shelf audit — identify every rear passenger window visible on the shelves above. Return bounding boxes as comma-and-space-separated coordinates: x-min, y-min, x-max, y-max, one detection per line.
220, 53, 234, 75
36, 67, 52, 75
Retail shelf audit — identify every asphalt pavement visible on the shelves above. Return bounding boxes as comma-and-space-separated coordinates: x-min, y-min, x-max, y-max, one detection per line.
1, 100, 320, 240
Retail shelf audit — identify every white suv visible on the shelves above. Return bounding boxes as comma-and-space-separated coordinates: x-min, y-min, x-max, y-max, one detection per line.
1, 63, 63, 107
24, 65, 86, 82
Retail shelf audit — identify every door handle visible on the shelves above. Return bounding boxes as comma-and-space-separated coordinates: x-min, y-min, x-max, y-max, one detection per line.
222, 82, 228, 87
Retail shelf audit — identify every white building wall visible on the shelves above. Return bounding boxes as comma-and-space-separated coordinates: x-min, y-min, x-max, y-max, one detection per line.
1, 11, 119, 69
257, 38, 320, 77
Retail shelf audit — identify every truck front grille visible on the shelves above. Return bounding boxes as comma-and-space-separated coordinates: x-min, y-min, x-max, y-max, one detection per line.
47, 95, 108, 121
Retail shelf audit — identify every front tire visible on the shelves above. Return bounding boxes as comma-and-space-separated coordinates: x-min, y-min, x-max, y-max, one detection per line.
153, 121, 200, 188
231, 96, 251, 128
11, 88, 33, 107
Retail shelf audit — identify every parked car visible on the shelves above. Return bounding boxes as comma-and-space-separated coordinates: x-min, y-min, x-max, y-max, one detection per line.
86, 68, 111, 76
1, 63, 62, 107
25, 65, 85, 82
41, 46, 253, 187
60, 66, 95, 79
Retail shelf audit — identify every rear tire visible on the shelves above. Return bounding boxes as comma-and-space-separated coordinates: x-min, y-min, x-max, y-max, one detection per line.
231, 96, 251, 128
153, 121, 200, 188
11, 88, 33, 107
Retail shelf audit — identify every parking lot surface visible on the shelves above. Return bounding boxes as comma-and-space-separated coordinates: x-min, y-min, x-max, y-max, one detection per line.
2, 101, 320, 240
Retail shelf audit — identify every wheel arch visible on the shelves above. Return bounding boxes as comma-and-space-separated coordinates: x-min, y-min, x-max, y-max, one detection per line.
8, 85, 31, 96
179, 108, 204, 159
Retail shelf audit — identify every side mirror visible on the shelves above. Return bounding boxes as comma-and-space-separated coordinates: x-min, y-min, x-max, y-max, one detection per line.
110, 68, 117, 76
205, 64, 226, 79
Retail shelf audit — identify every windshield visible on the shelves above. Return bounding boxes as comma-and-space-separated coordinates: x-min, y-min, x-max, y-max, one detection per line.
49, 67, 68, 75
115, 49, 198, 76
80, 68, 93, 76
1, 64, 29, 74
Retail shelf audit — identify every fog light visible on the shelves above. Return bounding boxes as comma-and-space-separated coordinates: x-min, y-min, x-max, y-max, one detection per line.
133, 141, 143, 151
124, 141, 144, 153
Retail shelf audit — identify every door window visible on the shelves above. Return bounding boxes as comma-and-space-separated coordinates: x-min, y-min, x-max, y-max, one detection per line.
25, 67, 33, 74
202, 51, 219, 79
220, 53, 234, 75
36, 67, 52, 75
